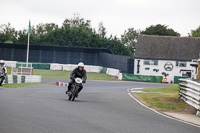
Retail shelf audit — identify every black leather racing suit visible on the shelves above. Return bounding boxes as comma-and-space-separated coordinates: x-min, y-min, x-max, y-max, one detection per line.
0, 65, 7, 86
68, 67, 87, 93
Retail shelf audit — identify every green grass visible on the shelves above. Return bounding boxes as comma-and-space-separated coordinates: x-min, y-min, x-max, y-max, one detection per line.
7, 67, 18, 75
7, 67, 12, 75
1, 82, 50, 88
2, 68, 114, 88
135, 85, 189, 111
33, 69, 114, 80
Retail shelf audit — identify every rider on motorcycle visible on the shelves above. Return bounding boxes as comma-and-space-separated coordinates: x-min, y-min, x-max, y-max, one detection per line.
0, 60, 7, 86
66, 62, 87, 95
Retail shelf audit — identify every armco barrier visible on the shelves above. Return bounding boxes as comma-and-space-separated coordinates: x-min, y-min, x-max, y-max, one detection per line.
106, 68, 120, 77
62, 64, 103, 73
7, 61, 122, 77
122, 74, 163, 83
84, 65, 102, 73
63, 64, 77, 71
50, 64, 63, 70
16, 62, 50, 70
5, 61, 122, 76
101, 67, 107, 73
32, 63, 50, 70
4, 61, 17, 68
3, 75, 41, 84
178, 79, 200, 116
118, 73, 122, 80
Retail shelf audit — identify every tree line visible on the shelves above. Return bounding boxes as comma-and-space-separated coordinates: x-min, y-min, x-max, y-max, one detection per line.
0, 15, 199, 57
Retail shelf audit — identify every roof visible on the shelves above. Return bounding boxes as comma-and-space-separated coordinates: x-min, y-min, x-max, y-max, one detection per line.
135, 35, 200, 61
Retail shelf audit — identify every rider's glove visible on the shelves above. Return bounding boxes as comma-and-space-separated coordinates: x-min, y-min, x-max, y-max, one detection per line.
82, 80, 86, 84
70, 77, 74, 80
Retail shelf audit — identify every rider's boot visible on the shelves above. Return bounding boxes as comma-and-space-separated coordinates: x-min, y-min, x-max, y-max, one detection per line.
66, 86, 71, 94
0, 80, 2, 87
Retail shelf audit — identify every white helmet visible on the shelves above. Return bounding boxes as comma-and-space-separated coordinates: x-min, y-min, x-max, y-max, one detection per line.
0, 60, 5, 64
78, 62, 84, 68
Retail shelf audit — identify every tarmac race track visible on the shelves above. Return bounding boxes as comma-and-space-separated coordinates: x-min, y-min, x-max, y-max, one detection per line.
0, 80, 200, 133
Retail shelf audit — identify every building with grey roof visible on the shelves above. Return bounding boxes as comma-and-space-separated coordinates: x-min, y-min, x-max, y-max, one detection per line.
134, 35, 200, 83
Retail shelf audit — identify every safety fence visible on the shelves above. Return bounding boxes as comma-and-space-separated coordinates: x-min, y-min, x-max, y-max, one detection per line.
0, 43, 134, 73
179, 79, 200, 117
16, 62, 50, 70
4, 60, 173, 84
5, 61, 122, 76
174, 76, 190, 84
3, 75, 41, 84
121, 73, 163, 83
4, 61, 166, 83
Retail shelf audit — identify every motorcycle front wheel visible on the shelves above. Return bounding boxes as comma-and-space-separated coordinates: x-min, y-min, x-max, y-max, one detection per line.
71, 86, 78, 101
68, 92, 72, 100
71, 95, 76, 101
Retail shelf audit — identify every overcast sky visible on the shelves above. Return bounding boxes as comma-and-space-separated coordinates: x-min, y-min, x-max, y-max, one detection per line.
0, 0, 199, 37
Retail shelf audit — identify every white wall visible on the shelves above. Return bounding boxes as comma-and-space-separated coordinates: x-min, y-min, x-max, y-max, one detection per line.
50, 63, 63, 70
62, 64, 103, 73
106, 68, 120, 77
134, 59, 196, 82
4, 61, 17, 68
3, 75, 41, 84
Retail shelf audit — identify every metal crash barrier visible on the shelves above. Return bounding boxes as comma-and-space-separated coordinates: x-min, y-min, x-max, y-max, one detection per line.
178, 79, 200, 116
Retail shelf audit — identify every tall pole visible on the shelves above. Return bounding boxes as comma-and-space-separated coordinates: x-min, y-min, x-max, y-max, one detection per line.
26, 33, 30, 67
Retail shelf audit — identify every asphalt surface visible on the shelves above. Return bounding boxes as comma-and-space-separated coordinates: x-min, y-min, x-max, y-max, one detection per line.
0, 80, 200, 133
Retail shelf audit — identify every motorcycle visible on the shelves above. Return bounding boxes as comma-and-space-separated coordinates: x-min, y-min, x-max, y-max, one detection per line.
68, 77, 82, 101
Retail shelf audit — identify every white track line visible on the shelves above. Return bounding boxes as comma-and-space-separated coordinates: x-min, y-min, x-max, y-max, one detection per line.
127, 89, 200, 128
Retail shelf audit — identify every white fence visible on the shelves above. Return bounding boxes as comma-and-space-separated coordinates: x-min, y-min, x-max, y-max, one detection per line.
179, 79, 200, 116
106, 68, 120, 77
50, 63, 63, 70
53, 64, 120, 77
62, 64, 103, 73
2, 60, 122, 80
3, 75, 41, 84
4, 61, 17, 68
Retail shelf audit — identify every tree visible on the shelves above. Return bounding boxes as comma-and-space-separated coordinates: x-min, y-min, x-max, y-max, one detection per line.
98, 22, 106, 38
0, 15, 133, 57
121, 27, 139, 48
141, 24, 180, 36
189, 26, 200, 37
0, 23, 16, 43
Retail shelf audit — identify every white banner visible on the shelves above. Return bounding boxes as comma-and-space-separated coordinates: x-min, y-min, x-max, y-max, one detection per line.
4, 61, 17, 68
106, 68, 120, 77
50, 63, 63, 70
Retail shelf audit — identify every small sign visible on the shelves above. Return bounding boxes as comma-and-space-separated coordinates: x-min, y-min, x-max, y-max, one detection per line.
56, 82, 68, 87
164, 62, 173, 71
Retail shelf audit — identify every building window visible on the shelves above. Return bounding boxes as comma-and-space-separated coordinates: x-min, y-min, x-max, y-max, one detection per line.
144, 60, 158, 65
176, 61, 186, 67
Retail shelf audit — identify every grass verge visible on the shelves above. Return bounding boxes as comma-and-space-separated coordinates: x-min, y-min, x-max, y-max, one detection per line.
1, 82, 51, 88
133, 85, 196, 114
3, 68, 114, 88
33, 69, 114, 81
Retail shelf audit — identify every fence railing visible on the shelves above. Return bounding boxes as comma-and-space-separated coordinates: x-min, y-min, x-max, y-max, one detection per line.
12, 63, 33, 75
178, 79, 200, 116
